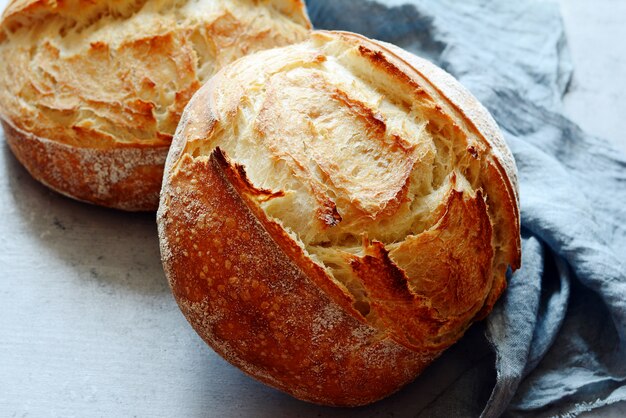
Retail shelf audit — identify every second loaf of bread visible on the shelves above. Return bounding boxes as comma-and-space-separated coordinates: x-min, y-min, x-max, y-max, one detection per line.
0, 0, 311, 210
158, 30, 522, 406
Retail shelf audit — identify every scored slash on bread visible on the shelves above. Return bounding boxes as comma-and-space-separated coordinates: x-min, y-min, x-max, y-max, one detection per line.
0, 0, 311, 210
158, 31, 521, 405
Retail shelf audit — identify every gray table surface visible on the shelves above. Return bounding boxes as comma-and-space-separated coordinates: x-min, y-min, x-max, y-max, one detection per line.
1, 0, 625, 416
560, 0, 626, 154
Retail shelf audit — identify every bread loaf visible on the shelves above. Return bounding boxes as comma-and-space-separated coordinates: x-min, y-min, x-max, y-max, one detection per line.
158, 30, 522, 406
0, 0, 310, 210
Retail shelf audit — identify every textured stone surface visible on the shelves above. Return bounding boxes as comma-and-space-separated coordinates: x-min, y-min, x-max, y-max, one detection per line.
560, 0, 626, 154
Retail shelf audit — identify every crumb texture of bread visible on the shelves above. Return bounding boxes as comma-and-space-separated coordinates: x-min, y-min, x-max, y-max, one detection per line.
158, 31, 521, 405
0, 0, 310, 209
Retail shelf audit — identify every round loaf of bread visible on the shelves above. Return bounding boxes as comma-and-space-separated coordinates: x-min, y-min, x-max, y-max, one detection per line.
158, 31, 522, 406
0, 0, 310, 210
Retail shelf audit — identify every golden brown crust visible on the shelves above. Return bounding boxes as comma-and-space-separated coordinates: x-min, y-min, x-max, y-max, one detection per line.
158, 30, 522, 405
0, 0, 311, 210
373, 35, 521, 268
2, 117, 167, 210
159, 149, 432, 406
340, 31, 522, 320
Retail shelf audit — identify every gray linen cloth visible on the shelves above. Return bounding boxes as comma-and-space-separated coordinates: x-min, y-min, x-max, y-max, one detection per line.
307, 0, 626, 416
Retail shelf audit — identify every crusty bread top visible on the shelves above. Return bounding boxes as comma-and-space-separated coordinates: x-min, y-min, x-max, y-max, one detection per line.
0, 0, 310, 149
162, 31, 521, 353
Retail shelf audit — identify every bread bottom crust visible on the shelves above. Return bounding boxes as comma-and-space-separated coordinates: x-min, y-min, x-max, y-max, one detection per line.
2, 118, 168, 211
